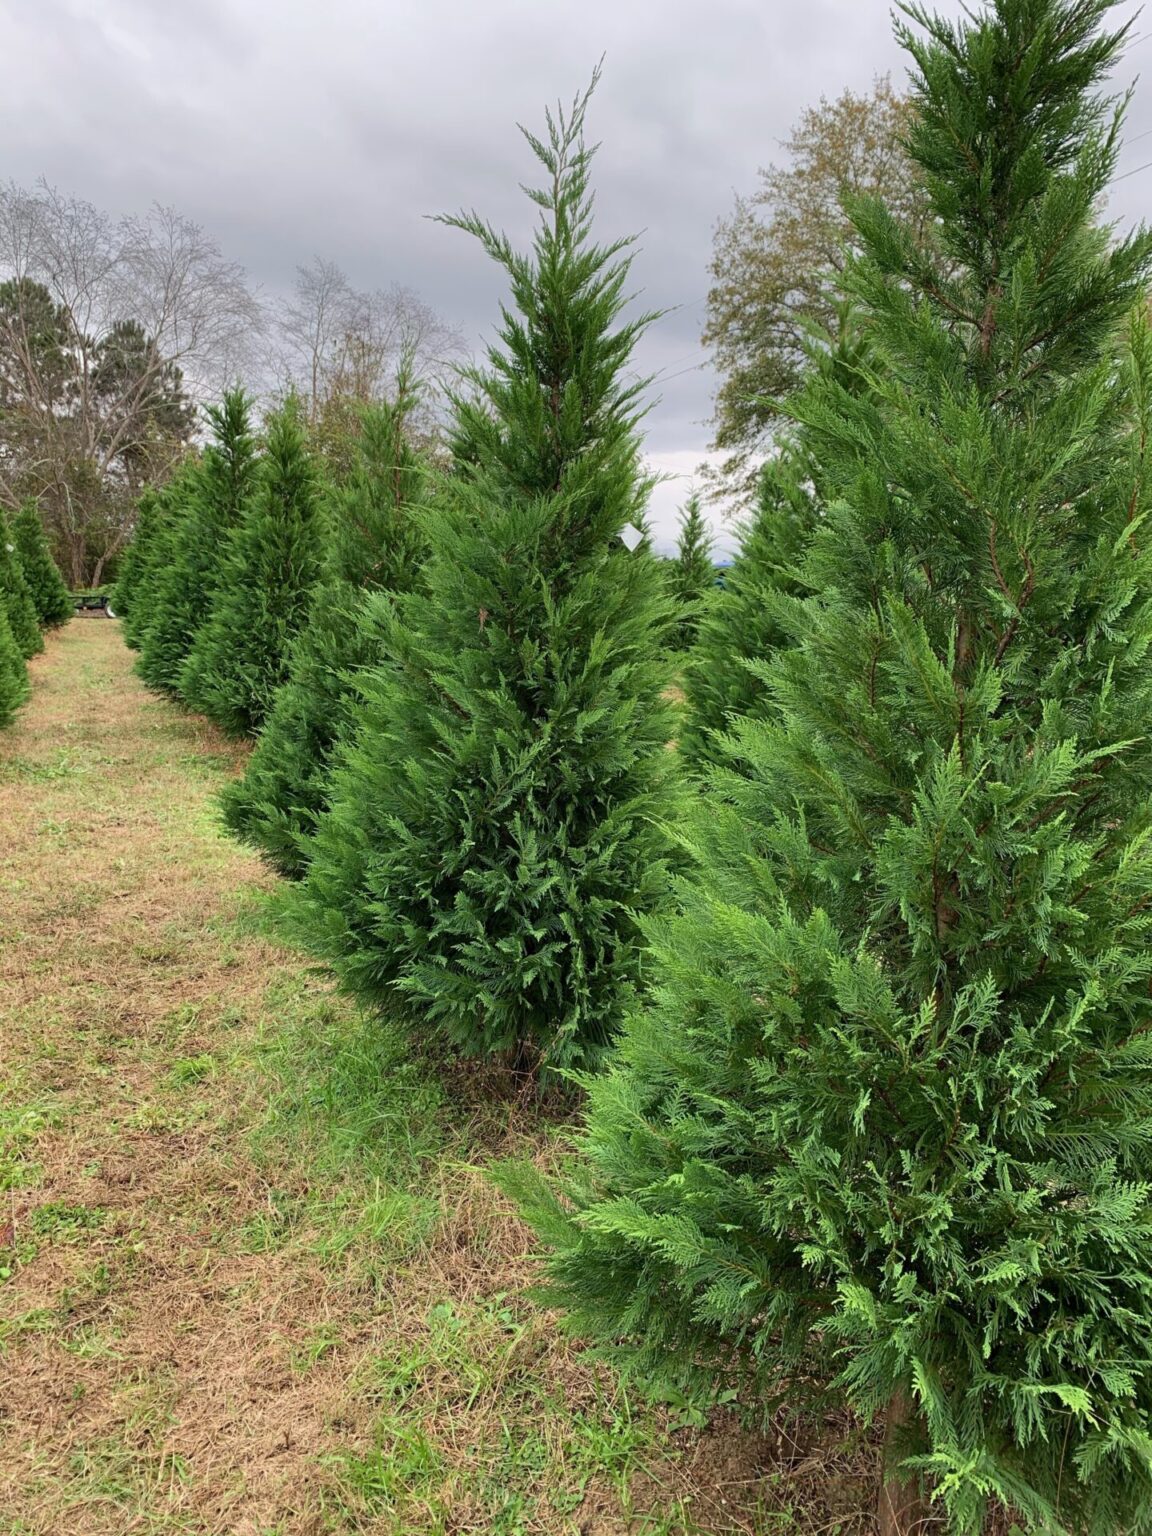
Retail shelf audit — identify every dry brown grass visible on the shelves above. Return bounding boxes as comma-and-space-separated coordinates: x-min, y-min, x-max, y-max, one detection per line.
0, 620, 882, 1535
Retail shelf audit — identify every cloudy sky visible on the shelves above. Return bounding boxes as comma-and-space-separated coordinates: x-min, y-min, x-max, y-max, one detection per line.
2, 0, 1151, 552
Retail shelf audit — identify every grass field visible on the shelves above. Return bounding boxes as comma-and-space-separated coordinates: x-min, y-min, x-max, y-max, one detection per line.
0, 620, 875, 1535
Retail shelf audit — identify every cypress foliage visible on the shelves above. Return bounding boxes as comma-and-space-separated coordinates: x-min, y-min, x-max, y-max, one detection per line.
179, 402, 324, 737
115, 482, 183, 650
0, 508, 44, 659
0, 602, 29, 727
290, 80, 679, 1075
137, 391, 257, 696
220, 394, 427, 878
678, 452, 817, 770
505, 3, 1152, 1532
667, 495, 714, 651
12, 501, 71, 629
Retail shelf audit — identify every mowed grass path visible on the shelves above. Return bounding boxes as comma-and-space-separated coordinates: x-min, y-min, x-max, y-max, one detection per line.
0, 621, 869, 1536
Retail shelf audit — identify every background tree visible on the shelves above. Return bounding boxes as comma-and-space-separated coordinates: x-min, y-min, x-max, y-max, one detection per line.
270, 256, 463, 471
221, 390, 427, 877
703, 78, 932, 493
179, 402, 323, 736
0, 181, 260, 585
679, 450, 817, 768
136, 391, 258, 696
667, 494, 715, 651
509, 2, 1152, 1532
290, 78, 680, 1076
0, 507, 43, 658
12, 501, 71, 628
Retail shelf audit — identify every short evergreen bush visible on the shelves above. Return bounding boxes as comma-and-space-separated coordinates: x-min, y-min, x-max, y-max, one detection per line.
0, 508, 44, 659
0, 602, 29, 726
12, 502, 71, 629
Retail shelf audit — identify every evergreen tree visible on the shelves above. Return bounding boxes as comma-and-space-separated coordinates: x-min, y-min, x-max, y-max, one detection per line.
0, 508, 43, 659
506, 4, 1152, 1532
220, 393, 427, 877
290, 80, 679, 1075
115, 483, 179, 649
667, 495, 714, 651
179, 402, 324, 737
137, 391, 257, 696
0, 602, 29, 727
678, 452, 817, 770
12, 501, 71, 629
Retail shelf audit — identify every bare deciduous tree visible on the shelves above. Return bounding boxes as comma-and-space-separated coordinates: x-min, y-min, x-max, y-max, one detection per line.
271, 256, 463, 459
0, 179, 262, 585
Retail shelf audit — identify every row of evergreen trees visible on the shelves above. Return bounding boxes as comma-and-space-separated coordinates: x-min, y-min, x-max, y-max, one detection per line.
0, 501, 72, 726
117, 0, 1152, 1527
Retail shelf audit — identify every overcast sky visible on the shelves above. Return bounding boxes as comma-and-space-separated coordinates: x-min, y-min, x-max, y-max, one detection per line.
2, 0, 1151, 552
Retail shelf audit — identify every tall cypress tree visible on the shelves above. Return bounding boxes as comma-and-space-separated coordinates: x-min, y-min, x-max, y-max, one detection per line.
12, 502, 71, 629
137, 391, 258, 696
506, 4, 1152, 1532
115, 479, 189, 650
179, 402, 324, 737
667, 495, 714, 652
0, 508, 43, 659
678, 451, 817, 770
0, 603, 29, 727
290, 80, 679, 1075
220, 393, 427, 877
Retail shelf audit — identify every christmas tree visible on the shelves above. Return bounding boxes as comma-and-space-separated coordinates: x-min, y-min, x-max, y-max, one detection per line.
220, 393, 427, 877
0, 602, 29, 727
137, 391, 257, 697
179, 401, 323, 737
0, 508, 44, 659
12, 501, 71, 629
666, 495, 714, 651
290, 78, 679, 1075
115, 480, 186, 650
506, 3, 1152, 1531
678, 451, 817, 770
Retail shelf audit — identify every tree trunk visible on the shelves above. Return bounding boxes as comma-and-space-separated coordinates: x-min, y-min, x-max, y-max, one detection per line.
878, 1389, 932, 1536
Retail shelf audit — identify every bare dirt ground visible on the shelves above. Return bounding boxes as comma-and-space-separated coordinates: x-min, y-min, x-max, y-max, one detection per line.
0, 620, 877, 1536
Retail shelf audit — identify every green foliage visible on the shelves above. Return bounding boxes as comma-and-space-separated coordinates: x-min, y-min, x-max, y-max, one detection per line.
509, 4, 1152, 1532
666, 496, 714, 652
678, 454, 817, 770
136, 391, 257, 696
221, 394, 428, 877
114, 483, 181, 650
290, 78, 680, 1075
12, 501, 71, 629
0, 508, 43, 659
0, 601, 29, 726
179, 402, 324, 737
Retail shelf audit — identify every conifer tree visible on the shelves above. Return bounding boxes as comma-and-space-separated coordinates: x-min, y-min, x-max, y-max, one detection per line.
12, 501, 71, 629
137, 391, 257, 696
678, 452, 817, 769
0, 508, 43, 659
0, 602, 29, 727
179, 402, 323, 737
290, 80, 679, 1074
220, 393, 427, 877
115, 483, 182, 649
667, 495, 714, 651
506, 4, 1152, 1531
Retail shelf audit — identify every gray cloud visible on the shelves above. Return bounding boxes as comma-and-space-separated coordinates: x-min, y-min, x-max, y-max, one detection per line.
2, 0, 1149, 551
